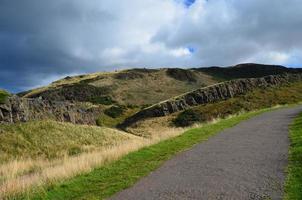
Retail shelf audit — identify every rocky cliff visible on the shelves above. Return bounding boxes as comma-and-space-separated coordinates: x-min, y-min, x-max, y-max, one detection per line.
120, 73, 302, 128
0, 96, 101, 125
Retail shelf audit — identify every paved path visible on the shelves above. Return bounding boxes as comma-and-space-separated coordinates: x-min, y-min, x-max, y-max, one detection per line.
110, 107, 302, 200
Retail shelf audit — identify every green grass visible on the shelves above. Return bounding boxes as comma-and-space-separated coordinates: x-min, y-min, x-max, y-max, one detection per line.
26, 108, 272, 200
0, 89, 10, 104
284, 112, 302, 199
96, 107, 140, 127
0, 120, 131, 163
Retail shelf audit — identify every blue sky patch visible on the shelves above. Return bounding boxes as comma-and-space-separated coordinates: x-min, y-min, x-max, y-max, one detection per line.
187, 46, 196, 53
183, 0, 196, 8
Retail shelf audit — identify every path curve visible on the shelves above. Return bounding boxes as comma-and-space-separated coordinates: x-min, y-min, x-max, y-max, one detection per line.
110, 106, 302, 200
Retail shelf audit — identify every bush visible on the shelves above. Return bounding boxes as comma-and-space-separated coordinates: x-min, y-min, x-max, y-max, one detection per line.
89, 96, 115, 105
68, 146, 82, 156
173, 109, 202, 127
0, 90, 10, 104
104, 106, 125, 118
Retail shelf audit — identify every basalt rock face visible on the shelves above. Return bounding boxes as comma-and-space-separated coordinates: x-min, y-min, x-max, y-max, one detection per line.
120, 73, 302, 128
0, 96, 101, 125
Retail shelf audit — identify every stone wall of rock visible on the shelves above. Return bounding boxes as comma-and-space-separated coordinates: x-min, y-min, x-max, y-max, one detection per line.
120, 73, 302, 128
0, 96, 101, 125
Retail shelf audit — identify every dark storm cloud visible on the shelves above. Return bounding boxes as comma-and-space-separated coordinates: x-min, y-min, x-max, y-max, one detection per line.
0, 0, 117, 92
0, 0, 302, 92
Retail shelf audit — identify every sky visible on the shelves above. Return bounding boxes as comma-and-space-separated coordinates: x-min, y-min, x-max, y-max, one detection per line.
1, 0, 302, 92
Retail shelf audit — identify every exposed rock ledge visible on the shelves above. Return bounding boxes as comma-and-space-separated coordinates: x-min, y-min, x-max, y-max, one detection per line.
120, 73, 302, 128
0, 96, 101, 125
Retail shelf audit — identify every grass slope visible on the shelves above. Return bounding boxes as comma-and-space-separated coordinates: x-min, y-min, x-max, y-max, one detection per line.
0, 120, 132, 163
285, 112, 302, 199
27, 109, 270, 200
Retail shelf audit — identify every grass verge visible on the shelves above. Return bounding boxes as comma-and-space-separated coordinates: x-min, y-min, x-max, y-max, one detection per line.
25, 108, 273, 200
284, 112, 302, 199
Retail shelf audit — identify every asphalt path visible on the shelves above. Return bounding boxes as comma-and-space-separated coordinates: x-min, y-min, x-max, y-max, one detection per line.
110, 106, 302, 200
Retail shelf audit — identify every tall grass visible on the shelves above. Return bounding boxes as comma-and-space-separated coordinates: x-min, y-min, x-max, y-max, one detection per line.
0, 121, 185, 199
0, 139, 146, 199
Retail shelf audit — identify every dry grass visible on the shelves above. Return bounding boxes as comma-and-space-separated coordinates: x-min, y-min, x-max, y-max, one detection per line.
0, 119, 187, 199
126, 114, 186, 138
0, 138, 147, 199
0, 131, 189, 199
0, 120, 133, 162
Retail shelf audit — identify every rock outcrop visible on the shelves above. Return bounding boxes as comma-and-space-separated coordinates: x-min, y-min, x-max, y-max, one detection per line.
24, 84, 110, 102
166, 68, 198, 82
120, 73, 302, 128
0, 96, 101, 125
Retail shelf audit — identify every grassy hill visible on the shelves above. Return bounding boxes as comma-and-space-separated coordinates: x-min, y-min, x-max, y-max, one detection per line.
19, 63, 302, 107
196, 63, 302, 81
19, 68, 216, 106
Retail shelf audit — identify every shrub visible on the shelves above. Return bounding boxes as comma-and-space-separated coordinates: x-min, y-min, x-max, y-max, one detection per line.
89, 96, 115, 105
104, 106, 125, 118
0, 90, 10, 104
173, 109, 202, 127
68, 146, 82, 156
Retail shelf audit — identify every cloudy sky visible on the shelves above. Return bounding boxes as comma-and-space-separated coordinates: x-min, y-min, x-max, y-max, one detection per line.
1, 0, 302, 92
